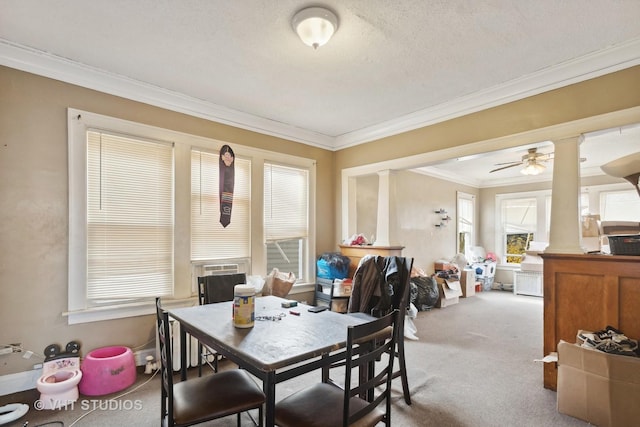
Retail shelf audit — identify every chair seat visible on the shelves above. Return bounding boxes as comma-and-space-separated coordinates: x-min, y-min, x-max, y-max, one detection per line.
275, 383, 384, 427
172, 370, 265, 426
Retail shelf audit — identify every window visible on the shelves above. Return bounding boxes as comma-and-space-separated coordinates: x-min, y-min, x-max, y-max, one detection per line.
496, 190, 552, 264
600, 189, 640, 221
86, 131, 174, 301
457, 192, 475, 259
191, 149, 251, 260
264, 163, 309, 281
68, 108, 316, 324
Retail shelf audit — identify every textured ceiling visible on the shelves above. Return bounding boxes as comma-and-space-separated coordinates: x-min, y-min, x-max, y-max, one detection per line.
1, 0, 639, 185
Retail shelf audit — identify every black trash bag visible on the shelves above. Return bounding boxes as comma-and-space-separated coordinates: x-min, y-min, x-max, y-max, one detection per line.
410, 276, 439, 311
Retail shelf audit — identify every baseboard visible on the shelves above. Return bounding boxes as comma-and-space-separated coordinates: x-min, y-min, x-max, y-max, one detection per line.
0, 368, 42, 396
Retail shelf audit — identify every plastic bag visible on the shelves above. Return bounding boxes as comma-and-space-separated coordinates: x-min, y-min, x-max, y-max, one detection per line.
410, 276, 439, 311
262, 268, 295, 298
316, 252, 350, 279
247, 275, 265, 294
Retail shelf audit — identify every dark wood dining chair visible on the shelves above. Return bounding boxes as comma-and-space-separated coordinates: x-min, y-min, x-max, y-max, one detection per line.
275, 309, 400, 427
326, 256, 414, 405
156, 297, 265, 427
196, 273, 246, 375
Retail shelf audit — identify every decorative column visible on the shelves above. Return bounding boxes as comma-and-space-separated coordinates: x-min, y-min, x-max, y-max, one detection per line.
375, 170, 398, 246
546, 136, 584, 254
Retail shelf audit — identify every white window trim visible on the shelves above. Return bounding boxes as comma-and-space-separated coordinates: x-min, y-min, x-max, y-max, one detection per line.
68, 108, 316, 324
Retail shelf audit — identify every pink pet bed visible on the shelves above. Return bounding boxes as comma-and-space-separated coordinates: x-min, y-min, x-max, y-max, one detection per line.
79, 346, 136, 396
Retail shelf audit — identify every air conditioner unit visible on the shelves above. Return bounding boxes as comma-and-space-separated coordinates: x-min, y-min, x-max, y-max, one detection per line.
191, 259, 249, 295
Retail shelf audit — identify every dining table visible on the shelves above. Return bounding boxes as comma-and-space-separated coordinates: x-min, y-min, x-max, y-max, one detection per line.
167, 295, 370, 427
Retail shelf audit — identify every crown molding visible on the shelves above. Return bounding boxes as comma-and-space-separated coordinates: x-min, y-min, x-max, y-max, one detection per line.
333, 37, 640, 150
2, 37, 639, 152
0, 39, 336, 150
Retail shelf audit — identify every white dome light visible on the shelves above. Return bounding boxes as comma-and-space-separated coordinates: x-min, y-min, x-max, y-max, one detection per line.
292, 7, 339, 49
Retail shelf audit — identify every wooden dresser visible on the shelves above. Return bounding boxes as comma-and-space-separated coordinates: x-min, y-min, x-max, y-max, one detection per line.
541, 253, 640, 390
339, 245, 404, 278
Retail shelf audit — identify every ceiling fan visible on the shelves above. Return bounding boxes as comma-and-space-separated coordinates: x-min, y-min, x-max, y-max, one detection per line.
490, 148, 553, 175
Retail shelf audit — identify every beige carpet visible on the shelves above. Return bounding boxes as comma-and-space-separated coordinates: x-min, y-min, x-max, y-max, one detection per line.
0, 291, 590, 426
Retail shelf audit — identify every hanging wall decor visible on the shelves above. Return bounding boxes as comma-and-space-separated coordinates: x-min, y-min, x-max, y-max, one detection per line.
219, 144, 235, 227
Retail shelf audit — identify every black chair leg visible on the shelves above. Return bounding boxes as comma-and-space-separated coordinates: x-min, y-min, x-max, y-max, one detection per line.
397, 338, 411, 405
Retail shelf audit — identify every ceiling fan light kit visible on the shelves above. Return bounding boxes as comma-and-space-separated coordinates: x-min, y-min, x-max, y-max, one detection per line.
521, 161, 546, 175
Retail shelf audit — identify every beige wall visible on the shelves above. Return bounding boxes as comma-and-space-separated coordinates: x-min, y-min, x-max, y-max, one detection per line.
1, 63, 639, 377
0, 66, 334, 375
355, 171, 479, 272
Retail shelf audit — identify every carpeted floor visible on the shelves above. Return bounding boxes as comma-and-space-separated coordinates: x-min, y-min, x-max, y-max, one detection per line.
1, 291, 590, 426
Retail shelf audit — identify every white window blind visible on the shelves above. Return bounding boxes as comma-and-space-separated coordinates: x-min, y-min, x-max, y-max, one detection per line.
601, 189, 640, 221
191, 149, 251, 260
264, 163, 309, 241
87, 131, 174, 300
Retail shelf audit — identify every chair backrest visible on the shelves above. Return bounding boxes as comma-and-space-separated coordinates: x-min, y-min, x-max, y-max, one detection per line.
197, 273, 247, 305
155, 297, 174, 424
343, 309, 399, 426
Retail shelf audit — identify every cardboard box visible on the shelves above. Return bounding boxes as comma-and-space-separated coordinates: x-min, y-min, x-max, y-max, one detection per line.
435, 277, 462, 308
434, 261, 454, 272
557, 340, 640, 427
459, 269, 476, 298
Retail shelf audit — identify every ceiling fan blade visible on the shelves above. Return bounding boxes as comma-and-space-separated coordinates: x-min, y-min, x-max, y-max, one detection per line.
493, 161, 523, 166
490, 163, 522, 173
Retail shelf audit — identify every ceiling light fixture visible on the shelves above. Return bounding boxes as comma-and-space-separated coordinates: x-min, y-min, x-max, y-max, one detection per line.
521, 161, 546, 176
292, 6, 339, 49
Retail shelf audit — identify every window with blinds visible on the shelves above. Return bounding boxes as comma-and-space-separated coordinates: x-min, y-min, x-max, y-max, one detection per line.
86, 131, 174, 300
68, 109, 316, 323
264, 163, 309, 280
191, 149, 251, 260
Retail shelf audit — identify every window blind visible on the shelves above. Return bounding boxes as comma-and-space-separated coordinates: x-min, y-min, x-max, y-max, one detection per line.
264, 163, 309, 242
191, 149, 251, 260
87, 131, 174, 300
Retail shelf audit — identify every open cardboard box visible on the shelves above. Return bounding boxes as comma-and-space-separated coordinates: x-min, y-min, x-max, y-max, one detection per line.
557, 340, 640, 427
435, 276, 462, 308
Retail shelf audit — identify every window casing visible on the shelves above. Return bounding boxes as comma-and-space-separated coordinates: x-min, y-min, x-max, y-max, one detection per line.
68, 109, 316, 324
